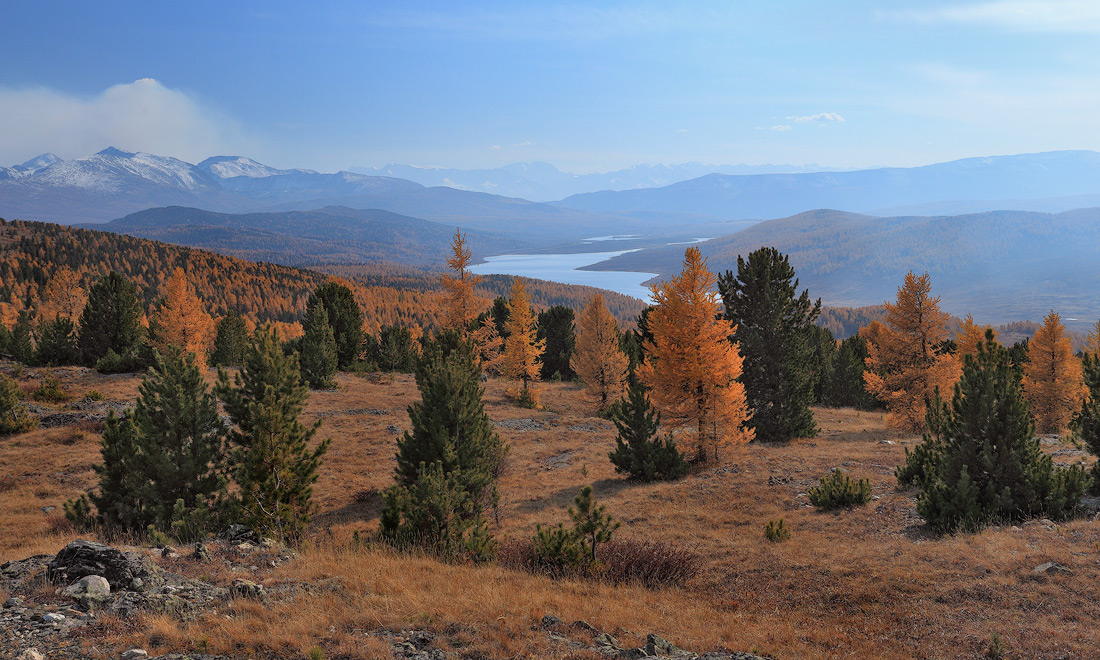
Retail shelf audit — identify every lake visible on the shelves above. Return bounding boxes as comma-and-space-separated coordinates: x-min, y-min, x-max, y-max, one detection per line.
468, 249, 658, 302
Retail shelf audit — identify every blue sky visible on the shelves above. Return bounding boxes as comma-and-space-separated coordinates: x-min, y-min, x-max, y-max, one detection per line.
3, 1, 1100, 173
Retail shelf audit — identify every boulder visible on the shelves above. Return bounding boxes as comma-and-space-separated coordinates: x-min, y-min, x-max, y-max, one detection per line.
229, 578, 266, 600
64, 574, 112, 608
17, 649, 45, 660
47, 540, 151, 590
1032, 561, 1072, 575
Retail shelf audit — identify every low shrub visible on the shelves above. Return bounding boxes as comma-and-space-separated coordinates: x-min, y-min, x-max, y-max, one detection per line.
764, 518, 791, 542
499, 537, 702, 588
84, 389, 105, 401
808, 469, 872, 509
32, 374, 71, 403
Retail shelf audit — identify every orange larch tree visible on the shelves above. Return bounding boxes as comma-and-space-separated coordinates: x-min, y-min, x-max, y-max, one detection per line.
956, 313, 998, 360
640, 247, 753, 461
861, 272, 959, 433
501, 277, 545, 404
38, 267, 87, 324
440, 229, 482, 335
150, 268, 216, 368
1023, 310, 1086, 433
571, 294, 628, 412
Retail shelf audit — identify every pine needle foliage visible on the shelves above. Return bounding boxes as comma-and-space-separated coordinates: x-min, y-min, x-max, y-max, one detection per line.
300, 303, 338, 389
216, 325, 330, 542
718, 247, 822, 442
0, 374, 37, 435
607, 376, 687, 482
307, 281, 364, 369
808, 469, 873, 509
210, 310, 250, 367
917, 331, 1088, 533
1071, 352, 1100, 492
34, 315, 81, 366
79, 271, 144, 368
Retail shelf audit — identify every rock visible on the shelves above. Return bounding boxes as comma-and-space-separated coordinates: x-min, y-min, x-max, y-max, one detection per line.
541, 614, 563, 629
878, 440, 896, 445
220, 524, 257, 544
17, 649, 45, 660
571, 620, 600, 634
130, 577, 145, 591
47, 540, 151, 590
230, 578, 266, 600
42, 611, 66, 623
1, 554, 54, 586
4, 595, 24, 608
161, 546, 180, 559
408, 630, 435, 649
1033, 561, 1072, 575
64, 574, 112, 608
120, 650, 149, 659
193, 542, 211, 562
593, 632, 619, 648
386, 424, 401, 435
645, 633, 682, 656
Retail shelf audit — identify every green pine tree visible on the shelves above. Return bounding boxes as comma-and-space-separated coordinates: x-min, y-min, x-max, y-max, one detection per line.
568, 485, 620, 563
0, 323, 12, 356
300, 303, 338, 389
88, 411, 144, 528
718, 247, 822, 442
0, 374, 38, 435
1071, 353, 1100, 492
374, 325, 418, 373
608, 376, 687, 481
823, 334, 880, 409
307, 282, 364, 369
78, 271, 144, 368
35, 315, 81, 366
537, 305, 576, 380
10, 310, 35, 365
210, 310, 250, 367
381, 330, 506, 560
918, 331, 1088, 533
216, 325, 330, 541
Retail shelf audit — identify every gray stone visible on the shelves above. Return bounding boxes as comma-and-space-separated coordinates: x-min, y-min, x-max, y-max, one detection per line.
47, 539, 151, 590
646, 633, 681, 656
120, 650, 149, 659
541, 614, 563, 629
230, 578, 266, 600
4, 595, 24, 608
1033, 561, 1072, 575
64, 574, 112, 608
593, 632, 620, 648
17, 649, 45, 660
42, 611, 65, 623
193, 542, 211, 562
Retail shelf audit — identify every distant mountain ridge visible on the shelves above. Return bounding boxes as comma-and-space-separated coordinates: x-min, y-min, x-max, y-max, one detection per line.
349, 161, 845, 201
591, 207, 1100, 328
555, 150, 1100, 219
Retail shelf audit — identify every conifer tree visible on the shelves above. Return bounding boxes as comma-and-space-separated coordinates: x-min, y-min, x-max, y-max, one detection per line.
718, 247, 822, 442
641, 247, 753, 461
381, 331, 505, 560
608, 376, 687, 481
917, 331, 1087, 533
1071, 353, 1100, 490
0, 374, 38, 435
1087, 319, 1100, 357
568, 485, 620, 563
79, 271, 144, 367
374, 325, 419, 372
10, 310, 35, 364
85, 348, 227, 537
956, 314, 998, 359
1023, 311, 1086, 433
37, 267, 86, 324
210, 310, 250, 367
35, 315, 81, 366
821, 334, 879, 409
216, 326, 330, 541
307, 281, 364, 369
502, 278, 545, 405
0, 324, 11, 356
149, 268, 216, 368
571, 295, 628, 412
440, 229, 482, 335
862, 272, 959, 433
537, 305, 577, 381
299, 303, 338, 389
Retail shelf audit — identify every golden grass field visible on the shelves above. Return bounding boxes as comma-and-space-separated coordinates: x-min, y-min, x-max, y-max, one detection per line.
2, 363, 1099, 659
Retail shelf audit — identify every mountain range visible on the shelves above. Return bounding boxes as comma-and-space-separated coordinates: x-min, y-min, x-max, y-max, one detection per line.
590, 208, 1100, 327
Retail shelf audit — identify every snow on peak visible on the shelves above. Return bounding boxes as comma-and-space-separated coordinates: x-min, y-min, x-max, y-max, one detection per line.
198, 156, 315, 179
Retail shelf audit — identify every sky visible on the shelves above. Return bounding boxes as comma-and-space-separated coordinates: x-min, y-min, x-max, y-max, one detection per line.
3, 1, 1100, 173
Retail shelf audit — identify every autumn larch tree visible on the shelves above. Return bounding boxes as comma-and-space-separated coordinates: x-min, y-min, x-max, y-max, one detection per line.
1023, 311, 1086, 434
956, 314, 998, 360
216, 325, 330, 541
149, 268, 216, 369
501, 278, 545, 406
861, 272, 959, 433
38, 267, 87, 325
641, 247, 753, 461
571, 295, 628, 412
718, 246, 822, 442
440, 229, 482, 336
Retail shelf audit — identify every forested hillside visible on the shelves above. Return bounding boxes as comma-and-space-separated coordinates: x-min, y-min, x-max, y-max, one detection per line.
0, 219, 646, 332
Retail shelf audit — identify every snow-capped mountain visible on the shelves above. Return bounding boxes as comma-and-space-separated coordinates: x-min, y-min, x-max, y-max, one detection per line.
197, 156, 315, 180
33, 148, 221, 193
0, 153, 63, 180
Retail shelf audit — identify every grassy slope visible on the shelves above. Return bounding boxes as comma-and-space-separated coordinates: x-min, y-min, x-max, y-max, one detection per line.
2, 362, 1098, 659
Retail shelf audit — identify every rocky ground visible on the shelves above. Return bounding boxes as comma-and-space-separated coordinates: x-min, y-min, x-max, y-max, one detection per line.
2, 534, 768, 660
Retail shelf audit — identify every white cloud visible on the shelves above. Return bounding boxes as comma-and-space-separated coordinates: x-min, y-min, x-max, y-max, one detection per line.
787, 113, 845, 123
675, 128, 688, 133
889, 1, 1100, 33
0, 78, 258, 165
511, 140, 534, 147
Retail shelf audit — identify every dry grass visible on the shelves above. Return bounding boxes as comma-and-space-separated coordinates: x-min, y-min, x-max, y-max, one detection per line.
2, 363, 1099, 658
